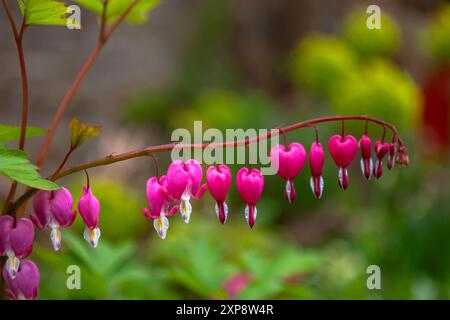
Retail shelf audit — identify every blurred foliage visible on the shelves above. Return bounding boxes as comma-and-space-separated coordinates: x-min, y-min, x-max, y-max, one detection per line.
342, 8, 400, 57
33, 195, 323, 299
291, 35, 357, 96
291, 9, 420, 131
424, 4, 450, 63
168, 89, 277, 132
329, 59, 420, 131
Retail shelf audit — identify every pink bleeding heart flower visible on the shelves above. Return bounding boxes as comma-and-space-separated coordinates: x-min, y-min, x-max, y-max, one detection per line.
142, 176, 179, 239
373, 140, 389, 179
359, 135, 373, 180
78, 186, 101, 248
387, 142, 397, 170
236, 167, 264, 228
31, 188, 77, 251
270, 143, 306, 204
309, 142, 325, 199
206, 165, 232, 224
167, 159, 206, 224
2, 259, 39, 300
328, 134, 358, 190
0, 216, 34, 279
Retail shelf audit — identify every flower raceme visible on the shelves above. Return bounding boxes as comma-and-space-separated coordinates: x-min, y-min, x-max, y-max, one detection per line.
142, 176, 179, 239
206, 165, 232, 224
0, 117, 410, 301
31, 188, 77, 251
78, 185, 101, 248
236, 168, 264, 228
167, 159, 206, 224
0, 216, 34, 279
270, 143, 306, 204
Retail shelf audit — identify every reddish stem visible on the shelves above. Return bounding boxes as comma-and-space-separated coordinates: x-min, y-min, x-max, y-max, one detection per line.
1, 2, 29, 214
36, 0, 139, 169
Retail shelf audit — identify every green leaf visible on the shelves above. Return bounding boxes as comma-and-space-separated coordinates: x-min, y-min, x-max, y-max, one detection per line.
0, 124, 47, 143
72, 0, 160, 24
0, 147, 60, 190
18, 0, 68, 26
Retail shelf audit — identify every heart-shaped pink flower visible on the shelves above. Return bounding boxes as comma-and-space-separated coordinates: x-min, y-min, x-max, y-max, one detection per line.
0, 216, 34, 279
31, 188, 77, 251
78, 186, 101, 248
142, 176, 179, 239
373, 140, 389, 179
359, 135, 373, 180
206, 165, 232, 224
167, 159, 206, 224
328, 134, 358, 190
236, 167, 264, 228
2, 259, 39, 300
270, 143, 306, 203
387, 142, 397, 170
309, 142, 325, 199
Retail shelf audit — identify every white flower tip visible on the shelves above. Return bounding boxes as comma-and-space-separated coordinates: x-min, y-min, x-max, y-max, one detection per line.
153, 215, 169, 239
83, 227, 101, 248
180, 199, 192, 224
50, 227, 62, 251
6, 255, 20, 280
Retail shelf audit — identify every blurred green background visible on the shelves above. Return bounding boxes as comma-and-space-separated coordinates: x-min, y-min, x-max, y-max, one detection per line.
2, 0, 450, 299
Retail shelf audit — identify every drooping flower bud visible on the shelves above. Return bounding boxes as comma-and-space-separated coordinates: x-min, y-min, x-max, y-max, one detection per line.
396, 145, 409, 166
270, 143, 306, 204
206, 165, 232, 224
142, 176, 179, 239
0, 216, 34, 279
359, 135, 373, 180
328, 135, 358, 190
167, 159, 206, 224
2, 259, 39, 300
78, 186, 101, 248
373, 140, 389, 179
31, 188, 77, 251
236, 167, 264, 228
309, 142, 325, 199
387, 142, 397, 170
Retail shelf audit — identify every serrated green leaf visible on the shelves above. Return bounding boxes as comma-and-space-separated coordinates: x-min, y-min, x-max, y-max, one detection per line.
18, 0, 67, 26
0, 124, 47, 143
0, 147, 60, 190
72, 0, 160, 25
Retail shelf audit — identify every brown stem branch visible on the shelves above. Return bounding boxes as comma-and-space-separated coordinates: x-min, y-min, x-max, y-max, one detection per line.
1, 3, 29, 215
35, 0, 140, 169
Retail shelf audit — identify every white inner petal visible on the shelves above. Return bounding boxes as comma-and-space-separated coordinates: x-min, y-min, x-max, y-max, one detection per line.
153, 215, 169, 240
285, 180, 292, 203
50, 226, 62, 251
83, 227, 101, 248
5, 254, 20, 280
180, 198, 192, 224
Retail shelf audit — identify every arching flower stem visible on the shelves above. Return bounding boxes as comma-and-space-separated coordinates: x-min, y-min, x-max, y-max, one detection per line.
10, 115, 406, 213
